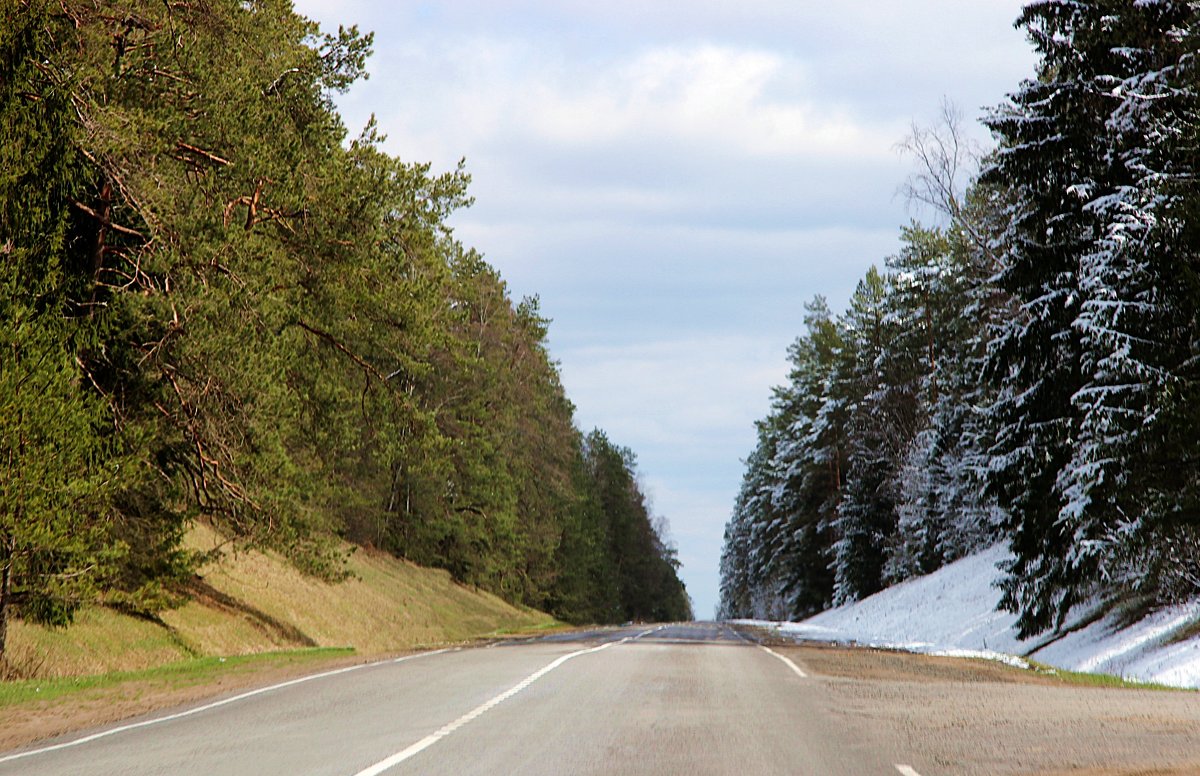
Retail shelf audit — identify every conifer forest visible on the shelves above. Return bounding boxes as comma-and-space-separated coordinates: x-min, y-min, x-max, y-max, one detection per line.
0, 0, 691, 663
720, 1, 1200, 637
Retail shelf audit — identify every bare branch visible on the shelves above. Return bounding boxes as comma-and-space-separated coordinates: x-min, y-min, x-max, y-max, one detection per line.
264, 67, 303, 95
70, 198, 145, 238
174, 141, 231, 167
290, 320, 387, 382
895, 98, 980, 223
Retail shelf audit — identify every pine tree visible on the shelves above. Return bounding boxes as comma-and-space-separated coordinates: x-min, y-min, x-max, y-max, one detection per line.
0, 3, 164, 662
831, 267, 911, 604
885, 224, 998, 582
767, 299, 842, 616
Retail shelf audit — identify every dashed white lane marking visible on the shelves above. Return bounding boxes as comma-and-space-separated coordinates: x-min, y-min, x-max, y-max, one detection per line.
759, 645, 808, 679
895, 765, 924, 776
352, 630, 651, 776
0, 648, 455, 766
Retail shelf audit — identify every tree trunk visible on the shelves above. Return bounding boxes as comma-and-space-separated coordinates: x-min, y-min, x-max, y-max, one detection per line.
0, 537, 12, 664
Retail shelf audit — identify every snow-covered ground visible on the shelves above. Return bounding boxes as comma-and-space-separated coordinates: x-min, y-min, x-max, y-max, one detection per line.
743, 545, 1200, 688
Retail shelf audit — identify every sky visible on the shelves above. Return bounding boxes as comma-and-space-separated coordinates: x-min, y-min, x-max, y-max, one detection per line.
291, 0, 1037, 619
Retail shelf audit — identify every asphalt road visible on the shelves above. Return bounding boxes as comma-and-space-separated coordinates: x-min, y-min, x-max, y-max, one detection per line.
0, 622, 919, 776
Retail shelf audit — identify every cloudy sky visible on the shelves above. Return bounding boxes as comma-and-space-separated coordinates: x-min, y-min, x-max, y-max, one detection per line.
292, 0, 1037, 618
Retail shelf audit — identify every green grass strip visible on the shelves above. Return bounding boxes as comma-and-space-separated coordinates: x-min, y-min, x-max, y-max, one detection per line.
1025, 660, 1191, 692
0, 647, 355, 707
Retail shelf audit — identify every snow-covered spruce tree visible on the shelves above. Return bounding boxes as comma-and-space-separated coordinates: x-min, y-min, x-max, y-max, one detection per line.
944, 180, 1020, 563
717, 492, 754, 619
1061, 2, 1200, 606
982, 0, 1200, 635
723, 421, 788, 620
983, 0, 1109, 637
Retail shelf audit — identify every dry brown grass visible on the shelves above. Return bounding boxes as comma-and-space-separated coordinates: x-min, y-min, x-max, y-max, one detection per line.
6, 523, 556, 680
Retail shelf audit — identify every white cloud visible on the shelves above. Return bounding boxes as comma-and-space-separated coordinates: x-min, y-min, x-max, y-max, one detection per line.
560, 335, 787, 454
339, 36, 904, 184
512, 44, 895, 160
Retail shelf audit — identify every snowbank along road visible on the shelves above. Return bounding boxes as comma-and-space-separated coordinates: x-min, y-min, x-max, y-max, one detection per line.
4, 622, 1200, 775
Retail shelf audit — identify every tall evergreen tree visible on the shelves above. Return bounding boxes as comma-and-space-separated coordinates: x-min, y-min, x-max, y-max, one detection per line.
885, 224, 997, 581
767, 299, 842, 616
831, 267, 910, 604
1055, 1, 1200, 606
984, 0, 1200, 634
0, 3, 185, 663
982, 0, 1111, 636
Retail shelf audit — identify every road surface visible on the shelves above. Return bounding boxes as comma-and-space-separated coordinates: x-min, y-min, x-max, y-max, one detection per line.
5, 622, 1200, 775
0, 623, 912, 775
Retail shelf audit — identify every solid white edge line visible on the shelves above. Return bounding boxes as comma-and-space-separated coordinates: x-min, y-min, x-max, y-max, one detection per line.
895, 766, 924, 776
0, 647, 454, 766
724, 626, 806, 679
759, 645, 808, 679
352, 631, 646, 776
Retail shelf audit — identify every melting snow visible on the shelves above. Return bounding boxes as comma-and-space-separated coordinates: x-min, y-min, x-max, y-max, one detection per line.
740, 545, 1200, 688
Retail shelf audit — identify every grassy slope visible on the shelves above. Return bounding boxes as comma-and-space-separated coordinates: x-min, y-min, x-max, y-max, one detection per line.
6, 524, 555, 679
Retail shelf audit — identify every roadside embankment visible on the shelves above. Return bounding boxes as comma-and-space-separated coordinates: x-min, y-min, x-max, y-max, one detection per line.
0, 524, 561, 749
5, 523, 554, 680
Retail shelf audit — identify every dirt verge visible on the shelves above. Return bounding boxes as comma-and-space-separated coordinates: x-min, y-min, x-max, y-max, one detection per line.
779, 644, 1200, 776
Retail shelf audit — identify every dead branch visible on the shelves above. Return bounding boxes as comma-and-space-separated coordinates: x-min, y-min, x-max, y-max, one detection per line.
159, 366, 261, 516
74, 355, 110, 397
264, 67, 303, 95
174, 141, 230, 166
290, 320, 387, 382
150, 67, 191, 85
223, 179, 303, 233
71, 198, 145, 238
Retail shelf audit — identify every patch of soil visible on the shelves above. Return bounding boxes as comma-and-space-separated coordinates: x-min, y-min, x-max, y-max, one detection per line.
783, 643, 1058, 685
1036, 770, 1200, 776
777, 643, 1200, 776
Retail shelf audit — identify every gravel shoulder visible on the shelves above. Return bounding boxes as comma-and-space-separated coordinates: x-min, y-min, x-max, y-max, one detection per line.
780, 644, 1200, 776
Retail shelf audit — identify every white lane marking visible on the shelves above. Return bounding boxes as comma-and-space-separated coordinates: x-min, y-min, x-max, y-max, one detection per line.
724, 626, 806, 678
0, 648, 454, 766
631, 624, 667, 640
759, 645, 808, 678
352, 631, 648, 776
895, 766, 924, 776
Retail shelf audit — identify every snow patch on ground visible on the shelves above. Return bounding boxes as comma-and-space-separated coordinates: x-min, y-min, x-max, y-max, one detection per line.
740, 545, 1200, 688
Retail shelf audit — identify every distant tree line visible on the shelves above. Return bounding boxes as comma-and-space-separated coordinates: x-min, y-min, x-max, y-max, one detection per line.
0, 0, 689, 664
720, 0, 1200, 637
